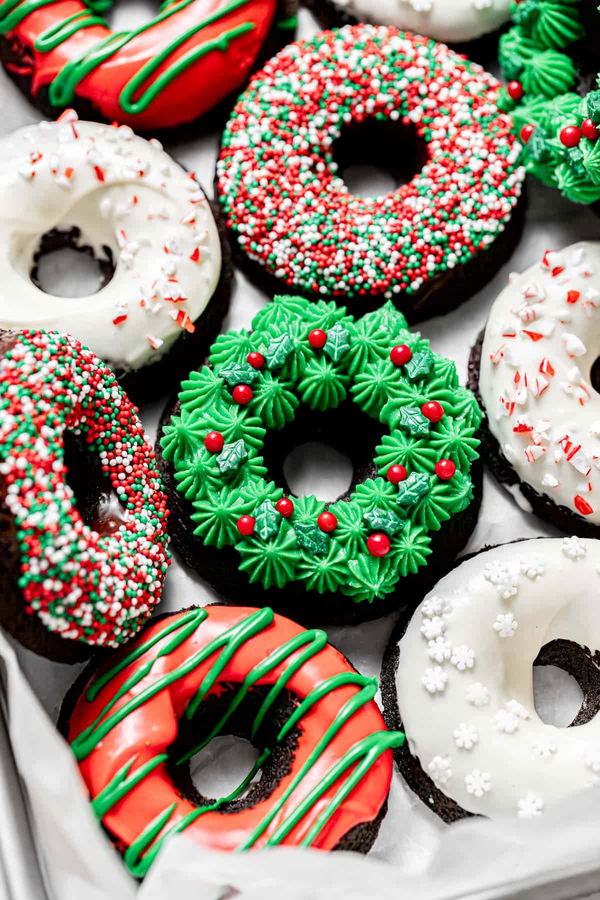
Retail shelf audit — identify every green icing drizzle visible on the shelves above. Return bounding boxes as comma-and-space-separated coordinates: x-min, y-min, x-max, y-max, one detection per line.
161, 295, 481, 604
73, 607, 404, 875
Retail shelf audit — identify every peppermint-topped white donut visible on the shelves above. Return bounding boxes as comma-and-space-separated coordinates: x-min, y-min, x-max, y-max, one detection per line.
0, 112, 222, 381
392, 537, 600, 819
477, 242, 600, 528
328, 0, 511, 44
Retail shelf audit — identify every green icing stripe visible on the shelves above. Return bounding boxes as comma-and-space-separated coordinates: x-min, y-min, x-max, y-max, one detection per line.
74, 609, 404, 876
276, 13, 296, 28
35, 10, 105, 52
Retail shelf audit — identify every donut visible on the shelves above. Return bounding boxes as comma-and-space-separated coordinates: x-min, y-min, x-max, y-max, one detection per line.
305, 0, 511, 49
381, 537, 600, 821
0, 0, 297, 131
216, 25, 526, 321
0, 112, 231, 405
157, 294, 483, 625
0, 328, 170, 663
498, 0, 600, 204
60, 604, 404, 874
468, 242, 600, 536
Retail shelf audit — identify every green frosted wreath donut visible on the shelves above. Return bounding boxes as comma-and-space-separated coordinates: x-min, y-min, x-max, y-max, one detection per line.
159, 295, 482, 622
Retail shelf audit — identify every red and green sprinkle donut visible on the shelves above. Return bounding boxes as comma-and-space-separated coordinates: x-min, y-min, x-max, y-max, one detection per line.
216, 25, 524, 308
0, 330, 170, 648
160, 296, 482, 611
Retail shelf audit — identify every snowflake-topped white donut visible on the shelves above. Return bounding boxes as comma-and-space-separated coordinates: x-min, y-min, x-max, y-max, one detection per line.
396, 537, 600, 818
0, 112, 221, 372
479, 242, 600, 525
331, 0, 511, 44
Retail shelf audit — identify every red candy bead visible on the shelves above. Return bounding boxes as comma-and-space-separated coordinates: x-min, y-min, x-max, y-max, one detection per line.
560, 125, 581, 148
390, 344, 412, 366
507, 80, 524, 101
232, 384, 253, 405
367, 533, 391, 557
387, 464, 408, 484
247, 352, 265, 369
317, 511, 337, 532
308, 329, 327, 349
520, 124, 535, 144
421, 401, 444, 423
204, 431, 224, 453
237, 515, 255, 536
582, 118, 599, 141
276, 497, 294, 517
435, 459, 456, 480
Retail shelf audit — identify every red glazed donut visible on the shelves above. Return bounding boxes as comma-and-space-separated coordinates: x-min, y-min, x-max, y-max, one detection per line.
64, 605, 403, 875
0, 0, 295, 130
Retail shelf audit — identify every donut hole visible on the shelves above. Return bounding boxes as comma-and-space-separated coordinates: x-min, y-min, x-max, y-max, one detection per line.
590, 356, 600, 395
533, 639, 600, 727
167, 686, 300, 812
263, 402, 384, 504
104, 0, 157, 32
63, 431, 127, 535
332, 118, 429, 199
31, 227, 114, 298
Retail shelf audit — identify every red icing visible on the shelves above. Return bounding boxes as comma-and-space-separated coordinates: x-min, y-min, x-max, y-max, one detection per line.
67, 606, 394, 853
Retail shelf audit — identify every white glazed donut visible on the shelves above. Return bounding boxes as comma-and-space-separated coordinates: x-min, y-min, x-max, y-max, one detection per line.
395, 537, 600, 819
479, 242, 600, 526
329, 0, 511, 44
0, 112, 221, 373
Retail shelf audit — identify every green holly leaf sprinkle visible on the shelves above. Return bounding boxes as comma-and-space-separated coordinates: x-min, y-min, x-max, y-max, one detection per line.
405, 349, 434, 381
217, 362, 258, 387
255, 501, 280, 540
398, 407, 430, 435
323, 323, 350, 363
587, 91, 600, 123
294, 521, 329, 555
396, 473, 430, 507
363, 507, 405, 536
216, 439, 247, 475
263, 332, 294, 368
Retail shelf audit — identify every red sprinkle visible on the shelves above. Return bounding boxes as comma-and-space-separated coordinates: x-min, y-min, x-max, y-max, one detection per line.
507, 80, 524, 101
520, 124, 535, 143
387, 464, 408, 484
421, 401, 444, 423
574, 495, 594, 516
276, 497, 294, 517
247, 352, 266, 369
204, 432, 224, 453
559, 126, 581, 148
582, 118, 599, 141
237, 515, 256, 536
308, 329, 327, 349
367, 533, 391, 557
435, 459, 456, 480
317, 511, 338, 532
390, 344, 412, 366
232, 384, 253, 405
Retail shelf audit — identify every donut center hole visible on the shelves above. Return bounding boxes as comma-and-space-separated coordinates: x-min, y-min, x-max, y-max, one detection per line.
103, 0, 158, 32
31, 228, 114, 298
333, 118, 429, 199
63, 431, 127, 535
533, 639, 599, 727
590, 357, 600, 395
263, 401, 385, 504
188, 735, 262, 799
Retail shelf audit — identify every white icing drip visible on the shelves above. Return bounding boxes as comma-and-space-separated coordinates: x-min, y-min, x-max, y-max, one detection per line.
0, 116, 221, 371
396, 538, 600, 818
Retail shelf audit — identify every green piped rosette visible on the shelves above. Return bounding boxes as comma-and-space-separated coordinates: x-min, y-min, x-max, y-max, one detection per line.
161, 296, 482, 606
498, 0, 600, 204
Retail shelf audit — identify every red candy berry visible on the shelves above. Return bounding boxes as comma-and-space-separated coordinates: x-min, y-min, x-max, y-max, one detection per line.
317, 511, 337, 532
390, 344, 412, 366
309, 329, 327, 349
237, 515, 255, 536
421, 401, 444, 423
435, 459, 456, 480
507, 80, 524, 101
232, 384, 253, 405
582, 118, 599, 141
560, 125, 581, 148
520, 124, 535, 144
247, 352, 265, 369
276, 497, 294, 517
367, 533, 391, 557
204, 431, 224, 453
387, 464, 408, 484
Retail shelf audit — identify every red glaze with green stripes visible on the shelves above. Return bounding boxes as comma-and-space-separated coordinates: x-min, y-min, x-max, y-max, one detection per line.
0, 0, 288, 129
66, 605, 403, 874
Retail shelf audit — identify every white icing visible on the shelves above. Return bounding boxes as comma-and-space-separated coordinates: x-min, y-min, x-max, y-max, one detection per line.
332, 0, 511, 43
0, 114, 221, 371
480, 242, 600, 525
396, 538, 600, 818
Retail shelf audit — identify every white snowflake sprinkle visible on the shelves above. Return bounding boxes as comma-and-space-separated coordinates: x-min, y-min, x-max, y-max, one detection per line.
453, 723, 479, 750
584, 748, 600, 773
427, 755, 452, 786
466, 683, 490, 707
421, 596, 448, 618
483, 560, 519, 599
506, 699, 530, 720
562, 536, 586, 560
450, 645, 475, 671
493, 613, 518, 638
420, 616, 447, 641
520, 556, 545, 580
518, 792, 544, 818
427, 636, 452, 663
422, 666, 448, 694
493, 710, 519, 734
532, 738, 557, 759
465, 769, 491, 797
